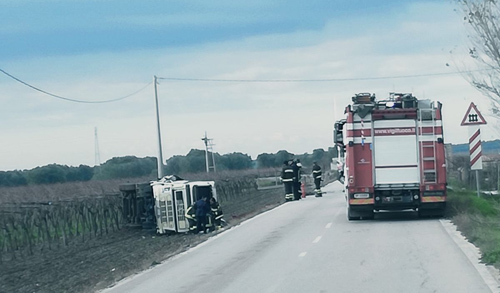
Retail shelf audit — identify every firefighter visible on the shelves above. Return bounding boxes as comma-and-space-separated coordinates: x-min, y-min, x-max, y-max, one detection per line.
337, 160, 345, 184
210, 197, 224, 230
194, 196, 210, 234
281, 160, 294, 201
185, 203, 197, 233
291, 159, 302, 200
312, 161, 323, 197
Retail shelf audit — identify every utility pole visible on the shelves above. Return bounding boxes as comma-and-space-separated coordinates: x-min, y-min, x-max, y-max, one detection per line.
154, 75, 165, 179
497, 159, 499, 192
201, 131, 216, 173
94, 126, 101, 172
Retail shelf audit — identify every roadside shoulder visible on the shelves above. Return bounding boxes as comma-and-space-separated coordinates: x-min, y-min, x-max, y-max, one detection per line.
440, 219, 500, 293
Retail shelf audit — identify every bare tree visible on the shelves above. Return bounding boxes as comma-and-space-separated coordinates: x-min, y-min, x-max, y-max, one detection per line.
457, 0, 500, 114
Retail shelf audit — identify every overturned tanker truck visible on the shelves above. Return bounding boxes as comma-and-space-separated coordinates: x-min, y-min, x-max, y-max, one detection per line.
334, 93, 447, 220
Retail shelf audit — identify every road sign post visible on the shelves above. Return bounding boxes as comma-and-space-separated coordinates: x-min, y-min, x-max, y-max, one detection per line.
461, 102, 487, 197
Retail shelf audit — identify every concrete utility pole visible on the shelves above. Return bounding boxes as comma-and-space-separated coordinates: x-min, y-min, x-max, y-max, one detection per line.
154, 75, 164, 179
94, 127, 101, 169
201, 131, 216, 173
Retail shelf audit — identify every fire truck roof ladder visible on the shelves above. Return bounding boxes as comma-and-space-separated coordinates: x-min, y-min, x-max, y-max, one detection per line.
418, 107, 437, 184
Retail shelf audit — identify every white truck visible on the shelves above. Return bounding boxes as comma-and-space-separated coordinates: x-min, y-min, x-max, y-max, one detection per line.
151, 175, 217, 234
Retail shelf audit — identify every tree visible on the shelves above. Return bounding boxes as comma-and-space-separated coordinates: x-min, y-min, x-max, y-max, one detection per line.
275, 150, 294, 166
66, 165, 94, 182
457, 0, 500, 114
185, 149, 209, 173
256, 153, 276, 168
220, 152, 253, 170
26, 164, 67, 184
0, 170, 28, 187
94, 156, 156, 180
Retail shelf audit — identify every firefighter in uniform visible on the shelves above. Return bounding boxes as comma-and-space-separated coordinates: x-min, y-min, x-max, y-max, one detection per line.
281, 160, 294, 201
194, 196, 210, 234
312, 161, 323, 197
210, 197, 224, 230
185, 203, 197, 233
291, 159, 302, 200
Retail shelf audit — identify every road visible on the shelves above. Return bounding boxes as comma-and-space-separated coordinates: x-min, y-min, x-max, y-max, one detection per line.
103, 182, 498, 293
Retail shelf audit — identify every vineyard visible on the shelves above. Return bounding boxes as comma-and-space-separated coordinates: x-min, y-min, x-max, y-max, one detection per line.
0, 170, 293, 293
0, 195, 123, 263
0, 169, 337, 293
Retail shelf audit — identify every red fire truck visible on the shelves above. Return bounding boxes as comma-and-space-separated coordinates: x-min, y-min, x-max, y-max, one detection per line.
334, 93, 447, 220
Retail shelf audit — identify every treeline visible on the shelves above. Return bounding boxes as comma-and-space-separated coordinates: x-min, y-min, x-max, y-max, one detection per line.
0, 147, 337, 187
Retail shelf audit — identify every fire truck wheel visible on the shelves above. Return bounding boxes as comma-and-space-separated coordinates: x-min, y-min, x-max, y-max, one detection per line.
347, 207, 360, 221
362, 211, 374, 220
435, 209, 445, 218
418, 208, 444, 218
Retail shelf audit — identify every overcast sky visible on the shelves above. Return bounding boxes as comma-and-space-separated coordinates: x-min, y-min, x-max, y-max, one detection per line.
0, 0, 496, 171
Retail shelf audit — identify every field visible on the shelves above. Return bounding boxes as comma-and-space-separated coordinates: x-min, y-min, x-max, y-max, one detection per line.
0, 174, 290, 293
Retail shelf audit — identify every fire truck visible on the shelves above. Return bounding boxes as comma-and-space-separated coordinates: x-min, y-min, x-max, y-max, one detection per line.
334, 93, 447, 220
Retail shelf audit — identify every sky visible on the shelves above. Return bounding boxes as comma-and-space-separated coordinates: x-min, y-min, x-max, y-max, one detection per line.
1, 0, 497, 171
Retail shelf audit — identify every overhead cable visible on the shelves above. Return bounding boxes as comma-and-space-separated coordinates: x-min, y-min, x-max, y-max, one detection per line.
0, 68, 151, 103
158, 69, 493, 83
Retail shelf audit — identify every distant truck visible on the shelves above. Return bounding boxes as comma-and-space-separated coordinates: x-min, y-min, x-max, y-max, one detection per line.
334, 93, 447, 220
151, 175, 218, 234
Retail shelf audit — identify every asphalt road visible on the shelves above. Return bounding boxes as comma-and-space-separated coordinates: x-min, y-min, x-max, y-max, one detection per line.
103, 182, 497, 293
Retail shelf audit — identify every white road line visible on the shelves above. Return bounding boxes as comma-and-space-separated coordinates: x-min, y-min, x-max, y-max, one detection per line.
325, 223, 332, 229
313, 236, 322, 244
299, 252, 307, 257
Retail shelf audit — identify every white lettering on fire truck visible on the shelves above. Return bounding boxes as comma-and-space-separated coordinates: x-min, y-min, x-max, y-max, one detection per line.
374, 127, 415, 135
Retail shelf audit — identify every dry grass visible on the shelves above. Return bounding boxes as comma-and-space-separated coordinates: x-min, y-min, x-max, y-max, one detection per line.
0, 177, 152, 204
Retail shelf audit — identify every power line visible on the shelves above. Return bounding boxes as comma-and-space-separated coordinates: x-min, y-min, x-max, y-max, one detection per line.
0, 68, 152, 103
158, 69, 494, 83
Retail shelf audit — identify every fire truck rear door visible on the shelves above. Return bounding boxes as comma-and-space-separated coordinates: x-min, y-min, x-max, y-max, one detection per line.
373, 120, 419, 185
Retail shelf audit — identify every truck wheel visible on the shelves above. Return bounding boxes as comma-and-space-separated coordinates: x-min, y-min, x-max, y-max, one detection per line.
347, 207, 360, 221
362, 211, 374, 220
432, 208, 445, 218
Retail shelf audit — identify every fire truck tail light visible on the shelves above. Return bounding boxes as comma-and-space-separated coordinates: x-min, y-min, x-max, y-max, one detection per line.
354, 193, 370, 199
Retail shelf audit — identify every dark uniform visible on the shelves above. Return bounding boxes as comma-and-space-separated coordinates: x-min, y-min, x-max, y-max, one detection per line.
185, 204, 197, 232
194, 197, 210, 233
281, 161, 294, 201
291, 159, 302, 200
312, 162, 323, 197
210, 198, 224, 230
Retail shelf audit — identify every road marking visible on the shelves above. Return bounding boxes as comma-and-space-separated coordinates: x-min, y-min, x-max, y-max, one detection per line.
299, 252, 307, 257
325, 223, 332, 229
313, 236, 322, 243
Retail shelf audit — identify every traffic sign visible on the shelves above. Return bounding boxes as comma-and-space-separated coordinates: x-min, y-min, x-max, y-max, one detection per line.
460, 102, 487, 126
468, 126, 483, 170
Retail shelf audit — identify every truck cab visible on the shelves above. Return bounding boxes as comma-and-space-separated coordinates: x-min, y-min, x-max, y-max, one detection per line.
151, 176, 217, 234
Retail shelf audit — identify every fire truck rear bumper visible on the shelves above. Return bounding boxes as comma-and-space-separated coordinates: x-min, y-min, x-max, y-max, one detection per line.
374, 203, 419, 211
419, 202, 446, 210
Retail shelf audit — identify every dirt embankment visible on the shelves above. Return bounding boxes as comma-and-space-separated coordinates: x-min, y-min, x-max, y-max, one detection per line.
0, 186, 286, 293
